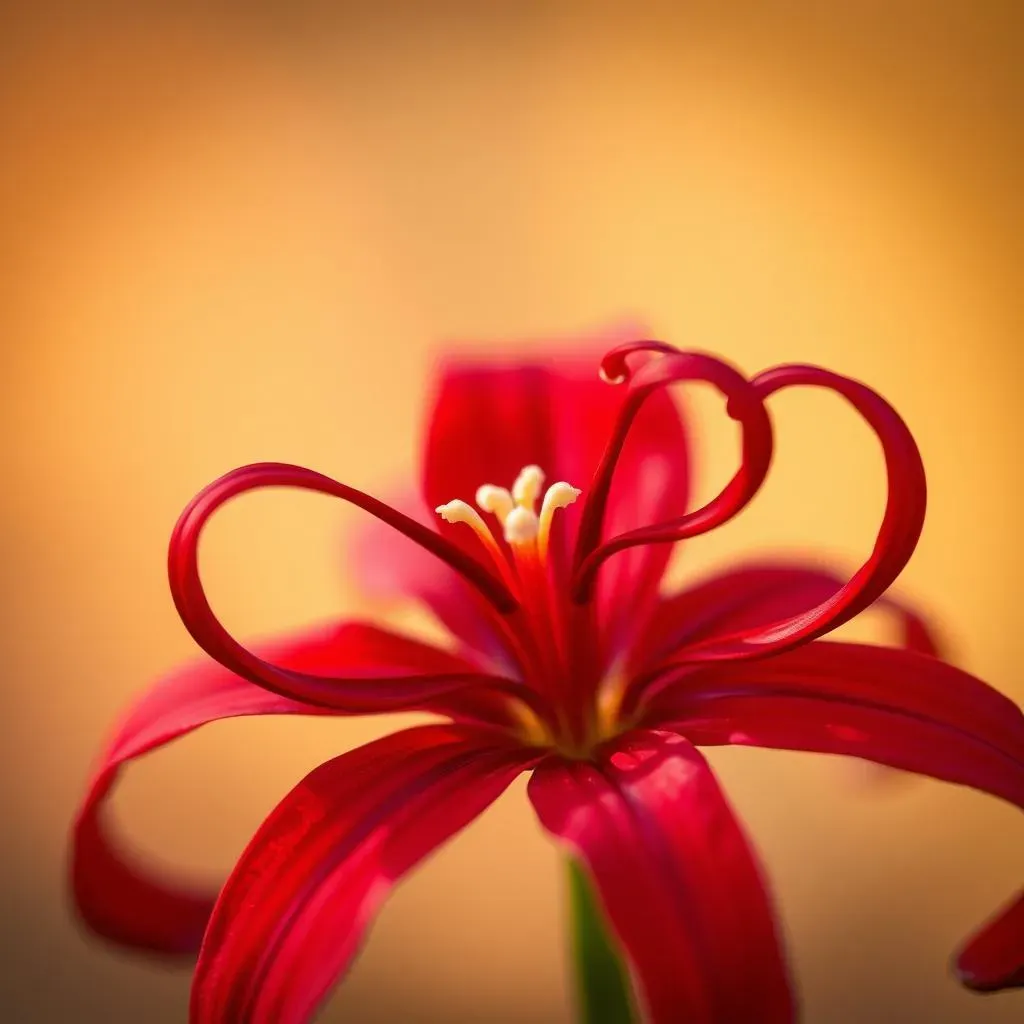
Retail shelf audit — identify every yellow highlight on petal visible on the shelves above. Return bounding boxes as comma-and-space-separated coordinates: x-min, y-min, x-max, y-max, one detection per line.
509, 701, 556, 749
594, 669, 634, 744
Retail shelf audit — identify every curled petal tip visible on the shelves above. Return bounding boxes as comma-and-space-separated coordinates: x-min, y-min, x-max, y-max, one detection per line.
952, 892, 1024, 993
573, 350, 771, 604
953, 961, 1024, 994
598, 359, 628, 385
597, 339, 683, 386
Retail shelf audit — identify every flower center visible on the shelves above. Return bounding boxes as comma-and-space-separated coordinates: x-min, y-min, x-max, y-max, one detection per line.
436, 465, 624, 755
436, 464, 581, 567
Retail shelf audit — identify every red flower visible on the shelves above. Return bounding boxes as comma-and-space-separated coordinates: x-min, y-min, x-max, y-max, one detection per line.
70, 336, 1023, 1023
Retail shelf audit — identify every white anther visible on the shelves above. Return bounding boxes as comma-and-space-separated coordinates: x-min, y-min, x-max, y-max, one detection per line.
435, 499, 480, 526
539, 481, 582, 520
537, 481, 582, 559
512, 464, 545, 509
475, 484, 514, 523
436, 500, 505, 563
503, 505, 540, 545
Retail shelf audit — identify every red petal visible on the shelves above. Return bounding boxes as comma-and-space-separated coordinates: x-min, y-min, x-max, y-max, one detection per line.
653, 641, 1023, 783
666, 364, 927, 663
190, 724, 539, 1024
71, 621, 511, 956
529, 731, 795, 1024
421, 329, 665, 520
572, 350, 773, 611
648, 641, 1024, 993
169, 463, 533, 717
955, 890, 1024, 992
421, 330, 690, 652
634, 560, 941, 676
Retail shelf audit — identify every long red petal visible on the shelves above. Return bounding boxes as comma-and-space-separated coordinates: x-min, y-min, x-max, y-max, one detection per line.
70, 621, 514, 956
421, 330, 690, 654
190, 724, 539, 1024
632, 560, 941, 681
529, 730, 795, 1024
672, 364, 927, 663
167, 462, 561, 720
647, 641, 1024, 992
651, 641, 1023, 775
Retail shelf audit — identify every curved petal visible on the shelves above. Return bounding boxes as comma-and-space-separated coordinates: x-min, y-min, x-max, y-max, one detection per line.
647, 641, 1024, 994
649, 641, 1023, 781
529, 730, 795, 1024
169, 463, 538, 720
420, 329, 690, 654
663, 364, 927, 664
70, 621, 513, 956
633, 560, 942, 678
955, 890, 1024, 992
571, 350, 773, 605
190, 724, 540, 1024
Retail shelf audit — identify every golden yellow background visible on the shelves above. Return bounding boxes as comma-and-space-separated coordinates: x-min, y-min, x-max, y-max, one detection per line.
2, 3, 1021, 1022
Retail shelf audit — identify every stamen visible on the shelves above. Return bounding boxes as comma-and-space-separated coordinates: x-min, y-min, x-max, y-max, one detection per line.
435, 499, 508, 564
475, 484, 514, 524
503, 497, 566, 701
512, 464, 545, 510
504, 506, 540, 545
436, 498, 488, 531
537, 481, 581, 560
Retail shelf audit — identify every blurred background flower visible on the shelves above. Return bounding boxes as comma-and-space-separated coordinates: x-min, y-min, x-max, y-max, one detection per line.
2, 3, 1021, 1022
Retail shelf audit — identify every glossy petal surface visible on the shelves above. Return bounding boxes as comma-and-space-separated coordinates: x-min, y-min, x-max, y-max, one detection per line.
636, 561, 941, 675
650, 641, 1024, 991
651, 641, 1023, 796
190, 724, 539, 1024
71, 621, 501, 955
529, 730, 794, 1024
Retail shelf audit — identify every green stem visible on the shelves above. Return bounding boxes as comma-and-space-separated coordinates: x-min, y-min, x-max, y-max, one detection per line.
566, 858, 637, 1024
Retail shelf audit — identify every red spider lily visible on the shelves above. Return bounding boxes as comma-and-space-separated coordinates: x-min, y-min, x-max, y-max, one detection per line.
70, 336, 1023, 1024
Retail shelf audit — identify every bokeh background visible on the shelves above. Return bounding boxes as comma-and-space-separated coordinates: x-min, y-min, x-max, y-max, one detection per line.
2, 2, 1022, 1021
